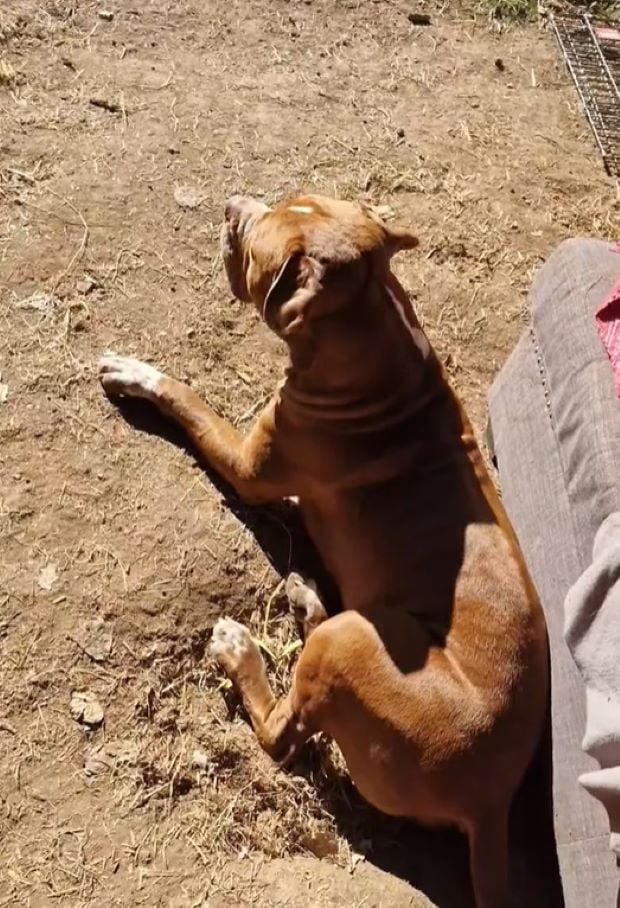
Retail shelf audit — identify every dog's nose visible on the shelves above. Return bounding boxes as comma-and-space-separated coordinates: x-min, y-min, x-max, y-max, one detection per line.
224, 196, 270, 230
224, 195, 249, 223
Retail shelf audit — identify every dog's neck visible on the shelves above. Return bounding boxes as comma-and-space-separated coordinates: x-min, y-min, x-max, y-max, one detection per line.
280, 273, 444, 431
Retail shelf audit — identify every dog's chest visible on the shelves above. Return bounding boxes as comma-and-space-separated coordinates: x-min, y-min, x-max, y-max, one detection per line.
299, 488, 468, 613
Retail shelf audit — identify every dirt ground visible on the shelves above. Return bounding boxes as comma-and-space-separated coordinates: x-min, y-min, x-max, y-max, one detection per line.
0, 1, 615, 906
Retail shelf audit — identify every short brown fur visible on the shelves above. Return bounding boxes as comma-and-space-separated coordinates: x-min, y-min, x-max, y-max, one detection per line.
99, 194, 548, 908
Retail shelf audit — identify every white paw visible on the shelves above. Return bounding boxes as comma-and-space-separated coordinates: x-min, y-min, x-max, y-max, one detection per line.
209, 617, 260, 675
98, 352, 164, 399
286, 571, 310, 598
286, 573, 325, 625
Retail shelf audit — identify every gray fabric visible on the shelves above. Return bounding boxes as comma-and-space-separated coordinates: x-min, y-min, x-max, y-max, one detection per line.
565, 511, 620, 857
488, 238, 620, 908
529, 239, 620, 566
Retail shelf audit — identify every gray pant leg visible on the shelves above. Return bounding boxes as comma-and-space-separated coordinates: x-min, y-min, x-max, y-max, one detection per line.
488, 238, 620, 908
530, 239, 620, 563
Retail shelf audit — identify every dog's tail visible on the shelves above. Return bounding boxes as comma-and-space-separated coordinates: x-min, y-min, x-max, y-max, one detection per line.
467, 807, 510, 908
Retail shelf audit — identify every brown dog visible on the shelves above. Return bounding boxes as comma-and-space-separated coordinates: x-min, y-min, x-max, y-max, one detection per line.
99, 195, 548, 908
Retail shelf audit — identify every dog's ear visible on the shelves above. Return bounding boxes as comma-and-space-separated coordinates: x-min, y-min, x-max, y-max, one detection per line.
384, 223, 419, 255
362, 204, 419, 257
263, 253, 324, 337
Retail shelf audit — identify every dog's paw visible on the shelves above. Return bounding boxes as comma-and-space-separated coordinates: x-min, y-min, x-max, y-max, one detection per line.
98, 352, 164, 399
209, 617, 263, 677
286, 573, 327, 632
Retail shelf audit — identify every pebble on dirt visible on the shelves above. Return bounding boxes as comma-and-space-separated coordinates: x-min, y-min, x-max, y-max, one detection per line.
76, 275, 99, 295
38, 563, 58, 592
192, 750, 209, 771
70, 690, 104, 728
16, 290, 56, 314
174, 186, 204, 209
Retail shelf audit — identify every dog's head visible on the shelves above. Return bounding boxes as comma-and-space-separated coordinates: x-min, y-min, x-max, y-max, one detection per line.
221, 194, 418, 341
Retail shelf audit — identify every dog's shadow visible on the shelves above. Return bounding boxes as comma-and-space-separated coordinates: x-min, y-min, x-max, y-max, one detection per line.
114, 398, 564, 908
300, 746, 476, 908
115, 397, 342, 612
297, 727, 564, 908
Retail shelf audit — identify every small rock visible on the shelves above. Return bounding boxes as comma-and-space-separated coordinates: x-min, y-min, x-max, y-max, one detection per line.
38, 563, 58, 592
192, 749, 209, 770
70, 690, 104, 728
16, 291, 56, 314
495, 58, 505, 72
174, 186, 204, 209
396, 127, 405, 139
371, 203, 396, 222
76, 275, 99, 295
0, 383, 8, 404
98, 10, 114, 21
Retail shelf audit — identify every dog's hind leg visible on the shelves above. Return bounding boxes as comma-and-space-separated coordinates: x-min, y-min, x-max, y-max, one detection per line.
467, 805, 510, 908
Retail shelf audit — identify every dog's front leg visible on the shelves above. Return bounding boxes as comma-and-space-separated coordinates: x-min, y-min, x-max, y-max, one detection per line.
210, 617, 310, 764
210, 575, 328, 762
98, 353, 290, 504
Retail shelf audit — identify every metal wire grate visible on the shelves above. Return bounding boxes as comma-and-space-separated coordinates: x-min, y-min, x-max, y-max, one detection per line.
551, 14, 620, 176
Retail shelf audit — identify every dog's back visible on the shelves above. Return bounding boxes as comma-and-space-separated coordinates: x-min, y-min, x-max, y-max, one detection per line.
275, 263, 548, 908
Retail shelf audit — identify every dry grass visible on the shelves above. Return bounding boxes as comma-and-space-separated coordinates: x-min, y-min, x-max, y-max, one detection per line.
484, 0, 620, 20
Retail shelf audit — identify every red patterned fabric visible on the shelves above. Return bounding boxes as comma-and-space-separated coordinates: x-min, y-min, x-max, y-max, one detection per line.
596, 247, 620, 399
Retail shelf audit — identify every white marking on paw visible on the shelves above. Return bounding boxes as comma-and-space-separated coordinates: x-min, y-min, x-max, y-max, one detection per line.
286, 573, 323, 623
209, 617, 254, 662
288, 205, 314, 215
385, 287, 430, 359
98, 352, 164, 398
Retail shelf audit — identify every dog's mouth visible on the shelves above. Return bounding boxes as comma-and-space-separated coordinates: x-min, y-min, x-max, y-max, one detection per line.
220, 220, 250, 303
221, 197, 270, 304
